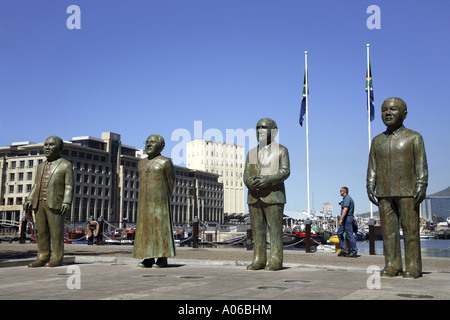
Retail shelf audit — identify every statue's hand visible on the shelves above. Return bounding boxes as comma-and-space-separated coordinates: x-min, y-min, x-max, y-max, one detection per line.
252, 176, 271, 189
414, 187, 426, 206
61, 203, 71, 216
246, 177, 258, 190
23, 201, 32, 213
367, 187, 378, 206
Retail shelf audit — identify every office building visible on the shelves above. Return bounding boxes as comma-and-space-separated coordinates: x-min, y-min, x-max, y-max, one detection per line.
186, 139, 245, 216
422, 187, 450, 222
0, 132, 224, 227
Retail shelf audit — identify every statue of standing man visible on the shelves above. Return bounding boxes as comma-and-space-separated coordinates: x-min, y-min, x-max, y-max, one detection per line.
133, 134, 176, 268
23, 136, 74, 267
367, 97, 428, 278
244, 118, 290, 271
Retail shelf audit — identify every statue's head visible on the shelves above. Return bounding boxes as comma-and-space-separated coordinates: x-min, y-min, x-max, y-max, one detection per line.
381, 97, 407, 132
44, 136, 63, 161
145, 134, 165, 157
256, 118, 278, 145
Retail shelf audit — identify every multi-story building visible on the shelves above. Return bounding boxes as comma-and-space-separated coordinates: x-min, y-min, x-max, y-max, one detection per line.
422, 187, 450, 222
186, 139, 245, 216
0, 132, 224, 227
322, 202, 333, 217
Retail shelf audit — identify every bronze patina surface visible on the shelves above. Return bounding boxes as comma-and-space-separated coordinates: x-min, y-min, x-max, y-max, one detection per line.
367, 97, 428, 278
23, 136, 74, 267
132, 134, 175, 268
244, 118, 290, 271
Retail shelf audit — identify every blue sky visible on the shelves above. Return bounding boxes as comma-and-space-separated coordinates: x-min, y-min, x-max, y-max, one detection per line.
1, 0, 449, 217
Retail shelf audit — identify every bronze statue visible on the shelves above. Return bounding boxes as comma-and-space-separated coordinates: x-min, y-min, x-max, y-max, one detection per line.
244, 118, 290, 271
133, 134, 176, 268
23, 136, 74, 267
367, 97, 428, 278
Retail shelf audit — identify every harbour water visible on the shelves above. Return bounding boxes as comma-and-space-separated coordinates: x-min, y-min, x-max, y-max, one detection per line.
196, 238, 450, 258
301, 239, 450, 258
354, 239, 450, 258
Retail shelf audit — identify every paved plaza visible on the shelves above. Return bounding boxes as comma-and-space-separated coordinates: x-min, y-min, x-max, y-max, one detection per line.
0, 243, 449, 302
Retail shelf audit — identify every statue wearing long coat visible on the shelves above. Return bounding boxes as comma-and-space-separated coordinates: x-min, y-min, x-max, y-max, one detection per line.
133, 155, 176, 259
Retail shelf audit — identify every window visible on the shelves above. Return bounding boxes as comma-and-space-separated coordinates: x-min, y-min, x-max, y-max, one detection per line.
27, 172, 33, 180
9, 173, 15, 182
28, 160, 34, 168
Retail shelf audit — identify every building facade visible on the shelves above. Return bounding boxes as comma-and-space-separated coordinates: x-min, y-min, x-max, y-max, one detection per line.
422, 187, 450, 222
186, 139, 245, 216
322, 202, 333, 217
0, 132, 224, 227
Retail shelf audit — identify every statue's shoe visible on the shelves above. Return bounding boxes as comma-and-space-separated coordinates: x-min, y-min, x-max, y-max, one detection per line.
403, 268, 422, 279
152, 257, 168, 268
138, 258, 154, 268
380, 266, 403, 277
45, 260, 62, 267
246, 261, 266, 271
264, 261, 282, 271
28, 259, 48, 268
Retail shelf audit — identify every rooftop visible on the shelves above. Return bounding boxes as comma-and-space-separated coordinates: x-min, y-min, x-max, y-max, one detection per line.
427, 187, 450, 198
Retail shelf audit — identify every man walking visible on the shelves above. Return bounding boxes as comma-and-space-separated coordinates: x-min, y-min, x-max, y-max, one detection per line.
337, 187, 357, 257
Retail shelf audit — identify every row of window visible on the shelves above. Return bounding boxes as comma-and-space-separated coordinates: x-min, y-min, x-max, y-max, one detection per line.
7, 184, 32, 194
62, 149, 107, 162
9, 172, 33, 182
7, 159, 38, 169
187, 160, 244, 167
187, 151, 244, 159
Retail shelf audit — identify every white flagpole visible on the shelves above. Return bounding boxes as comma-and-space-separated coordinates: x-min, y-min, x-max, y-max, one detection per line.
305, 51, 310, 217
366, 44, 373, 220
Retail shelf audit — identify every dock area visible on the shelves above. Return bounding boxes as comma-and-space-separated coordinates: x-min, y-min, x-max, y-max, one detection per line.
0, 243, 449, 302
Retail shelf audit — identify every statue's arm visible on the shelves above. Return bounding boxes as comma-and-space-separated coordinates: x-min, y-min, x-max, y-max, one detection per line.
23, 162, 41, 212
243, 152, 257, 189
414, 134, 428, 205
61, 162, 74, 215
366, 143, 378, 206
164, 158, 175, 195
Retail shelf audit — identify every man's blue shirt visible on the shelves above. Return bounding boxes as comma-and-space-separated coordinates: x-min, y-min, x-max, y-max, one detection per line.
341, 194, 355, 216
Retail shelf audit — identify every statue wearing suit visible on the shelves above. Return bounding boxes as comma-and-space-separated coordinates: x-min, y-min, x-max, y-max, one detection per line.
367, 98, 428, 278
24, 136, 74, 267
244, 118, 290, 271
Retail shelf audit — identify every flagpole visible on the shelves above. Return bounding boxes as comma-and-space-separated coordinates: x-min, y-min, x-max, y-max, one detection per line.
366, 43, 373, 220
305, 51, 310, 217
